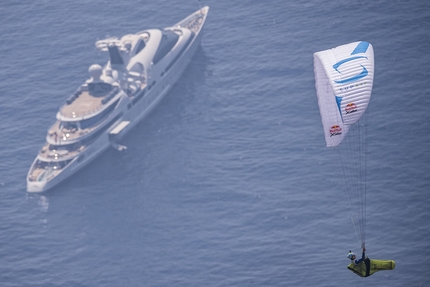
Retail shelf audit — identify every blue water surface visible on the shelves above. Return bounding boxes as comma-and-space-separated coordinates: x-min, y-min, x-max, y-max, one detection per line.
0, 0, 429, 286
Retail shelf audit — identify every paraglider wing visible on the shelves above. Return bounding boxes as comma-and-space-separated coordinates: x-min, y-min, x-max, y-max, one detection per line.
314, 41, 374, 147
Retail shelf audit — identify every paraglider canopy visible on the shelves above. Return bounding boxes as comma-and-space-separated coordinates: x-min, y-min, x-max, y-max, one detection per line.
314, 41, 374, 147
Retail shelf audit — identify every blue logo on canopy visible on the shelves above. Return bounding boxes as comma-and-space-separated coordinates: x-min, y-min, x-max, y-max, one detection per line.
351, 41, 369, 55
336, 95, 344, 121
333, 41, 369, 84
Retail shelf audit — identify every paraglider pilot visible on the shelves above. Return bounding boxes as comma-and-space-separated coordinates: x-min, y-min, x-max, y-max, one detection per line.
347, 247, 366, 265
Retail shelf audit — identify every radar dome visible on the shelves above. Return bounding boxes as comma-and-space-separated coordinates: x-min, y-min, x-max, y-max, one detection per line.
88, 64, 103, 82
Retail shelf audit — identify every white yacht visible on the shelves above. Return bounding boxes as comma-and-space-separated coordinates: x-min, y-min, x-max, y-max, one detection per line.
27, 6, 209, 192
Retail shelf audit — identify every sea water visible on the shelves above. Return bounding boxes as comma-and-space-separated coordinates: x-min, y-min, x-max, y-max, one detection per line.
0, 0, 429, 286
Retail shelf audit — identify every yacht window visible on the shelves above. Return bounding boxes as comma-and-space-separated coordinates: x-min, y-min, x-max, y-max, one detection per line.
82, 113, 123, 143
108, 45, 124, 65
60, 121, 79, 132
135, 40, 146, 54
49, 142, 82, 152
36, 159, 72, 169
88, 82, 113, 96
79, 99, 119, 129
153, 30, 179, 65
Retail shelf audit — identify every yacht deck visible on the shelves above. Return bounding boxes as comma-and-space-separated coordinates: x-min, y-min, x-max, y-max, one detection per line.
60, 90, 104, 118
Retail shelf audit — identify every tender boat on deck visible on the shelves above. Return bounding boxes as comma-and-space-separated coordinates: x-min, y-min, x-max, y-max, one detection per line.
27, 6, 209, 192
